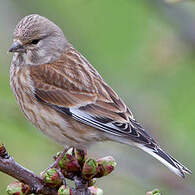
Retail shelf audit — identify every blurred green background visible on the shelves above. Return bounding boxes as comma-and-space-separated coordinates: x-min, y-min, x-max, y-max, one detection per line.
0, 0, 195, 194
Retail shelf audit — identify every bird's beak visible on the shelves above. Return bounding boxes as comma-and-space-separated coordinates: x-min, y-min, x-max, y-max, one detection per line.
9, 41, 25, 53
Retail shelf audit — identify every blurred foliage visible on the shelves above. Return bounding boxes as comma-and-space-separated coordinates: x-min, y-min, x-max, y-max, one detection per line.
0, 0, 195, 194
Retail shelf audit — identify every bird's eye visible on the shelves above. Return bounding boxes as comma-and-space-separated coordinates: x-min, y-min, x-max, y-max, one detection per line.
31, 39, 40, 45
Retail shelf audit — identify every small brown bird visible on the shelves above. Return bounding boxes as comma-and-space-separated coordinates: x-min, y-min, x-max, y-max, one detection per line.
9, 14, 191, 178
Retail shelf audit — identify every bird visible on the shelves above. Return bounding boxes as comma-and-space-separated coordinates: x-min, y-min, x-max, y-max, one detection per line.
9, 14, 191, 178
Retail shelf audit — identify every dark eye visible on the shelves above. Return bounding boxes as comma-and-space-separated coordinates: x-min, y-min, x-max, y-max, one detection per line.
31, 39, 40, 45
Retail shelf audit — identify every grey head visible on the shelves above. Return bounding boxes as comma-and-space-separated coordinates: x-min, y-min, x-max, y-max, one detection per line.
9, 14, 67, 65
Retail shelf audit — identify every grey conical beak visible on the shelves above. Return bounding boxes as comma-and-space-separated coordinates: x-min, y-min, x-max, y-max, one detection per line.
9, 41, 24, 52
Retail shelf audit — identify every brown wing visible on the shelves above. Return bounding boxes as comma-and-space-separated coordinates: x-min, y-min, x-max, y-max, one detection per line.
30, 51, 97, 107
30, 46, 131, 122
30, 46, 156, 144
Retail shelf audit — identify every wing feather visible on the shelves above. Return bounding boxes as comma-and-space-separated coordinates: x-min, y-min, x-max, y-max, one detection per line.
30, 46, 157, 147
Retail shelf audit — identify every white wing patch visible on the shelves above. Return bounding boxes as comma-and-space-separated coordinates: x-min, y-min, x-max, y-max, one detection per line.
70, 107, 124, 136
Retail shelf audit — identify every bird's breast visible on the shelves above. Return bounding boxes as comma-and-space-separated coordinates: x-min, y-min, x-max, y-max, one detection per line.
9, 64, 74, 145
10, 64, 36, 121
9, 63, 104, 147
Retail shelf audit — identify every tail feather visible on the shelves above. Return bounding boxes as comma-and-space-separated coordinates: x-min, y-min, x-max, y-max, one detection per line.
137, 144, 192, 178
167, 153, 192, 175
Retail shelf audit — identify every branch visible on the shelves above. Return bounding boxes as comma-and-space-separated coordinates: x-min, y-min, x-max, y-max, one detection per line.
0, 143, 58, 195
0, 143, 115, 195
0, 143, 161, 195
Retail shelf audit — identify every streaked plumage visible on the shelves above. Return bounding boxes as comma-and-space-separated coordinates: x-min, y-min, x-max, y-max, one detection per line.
9, 14, 191, 178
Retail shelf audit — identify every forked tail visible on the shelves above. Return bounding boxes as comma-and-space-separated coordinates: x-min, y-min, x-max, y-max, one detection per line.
137, 144, 192, 178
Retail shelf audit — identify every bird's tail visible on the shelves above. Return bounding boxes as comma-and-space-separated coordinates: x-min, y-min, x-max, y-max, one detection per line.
136, 144, 192, 178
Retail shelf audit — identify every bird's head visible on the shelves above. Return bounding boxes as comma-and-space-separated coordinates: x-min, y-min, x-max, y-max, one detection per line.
9, 14, 67, 65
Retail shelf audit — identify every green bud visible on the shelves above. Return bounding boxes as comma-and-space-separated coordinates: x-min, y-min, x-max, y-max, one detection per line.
96, 156, 117, 177
146, 189, 161, 195
6, 182, 30, 195
59, 148, 80, 172
41, 168, 62, 187
58, 185, 73, 195
82, 158, 99, 180
88, 186, 103, 195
